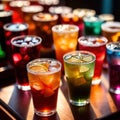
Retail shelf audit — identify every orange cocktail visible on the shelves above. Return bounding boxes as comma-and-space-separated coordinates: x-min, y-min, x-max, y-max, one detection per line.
27, 58, 61, 116
52, 24, 79, 71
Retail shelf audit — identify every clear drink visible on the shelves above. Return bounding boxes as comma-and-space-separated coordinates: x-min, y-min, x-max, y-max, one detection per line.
11, 35, 42, 91
27, 58, 61, 116
106, 42, 120, 94
78, 36, 108, 85
63, 51, 95, 106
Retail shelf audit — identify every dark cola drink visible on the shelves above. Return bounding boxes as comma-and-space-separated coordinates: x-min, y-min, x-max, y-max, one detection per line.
3, 23, 29, 64
11, 35, 42, 91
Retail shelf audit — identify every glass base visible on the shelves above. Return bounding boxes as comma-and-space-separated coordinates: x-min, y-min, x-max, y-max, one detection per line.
110, 88, 120, 94
17, 84, 31, 91
92, 79, 101, 85
70, 99, 90, 106
35, 109, 56, 117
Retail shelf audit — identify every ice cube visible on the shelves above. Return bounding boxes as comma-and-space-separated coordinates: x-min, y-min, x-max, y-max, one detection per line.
32, 38, 39, 43
21, 42, 28, 46
29, 42, 34, 46
24, 37, 32, 42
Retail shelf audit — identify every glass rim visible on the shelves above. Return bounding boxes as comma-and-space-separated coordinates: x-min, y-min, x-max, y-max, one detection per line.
11, 35, 42, 47
48, 6, 72, 14
106, 42, 120, 52
83, 16, 104, 22
26, 58, 62, 75
63, 50, 96, 65
3, 23, 29, 32
52, 24, 79, 33
78, 36, 108, 47
21, 5, 44, 13
0, 10, 13, 17
33, 12, 58, 22
101, 21, 120, 32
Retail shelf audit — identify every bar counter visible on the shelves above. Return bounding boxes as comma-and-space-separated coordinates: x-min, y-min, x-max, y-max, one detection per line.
0, 68, 120, 120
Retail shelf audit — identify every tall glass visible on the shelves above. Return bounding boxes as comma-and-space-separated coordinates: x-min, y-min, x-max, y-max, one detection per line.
21, 5, 43, 35
11, 35, 42, 91
0, 10, 12, 66
63, 51, 95, 106
83, 16, 104, 35
78, 36, 108, 85
33, 12, 58, 58
9, 0, 30, 22
52, 24, 79, 71
61, 13, 84, 37
27, 58, 61, 116
101, 21, 120, 68
49, 6, 72, 24
3, 23, 29, 65
106, 42, 120, 94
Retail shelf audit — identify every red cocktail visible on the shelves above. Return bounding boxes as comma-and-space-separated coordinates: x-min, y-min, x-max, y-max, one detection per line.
78, 36, 108, 85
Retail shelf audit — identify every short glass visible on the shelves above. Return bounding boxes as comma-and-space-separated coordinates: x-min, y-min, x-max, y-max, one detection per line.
83, 16, 104, 35
63, 51, 95, 106
106, 42, 120, 94
11, 35, 42, 91
78, 36, 108, 85
3, 23, 29, 64
26, 58, 61, 116
52, 24, 79, 71
101, 21, 120, 42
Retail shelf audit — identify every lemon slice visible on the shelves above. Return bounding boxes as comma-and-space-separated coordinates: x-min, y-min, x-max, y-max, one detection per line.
30, 64, 48, 72
80, 66, 89, 73
82, 56, 93, 62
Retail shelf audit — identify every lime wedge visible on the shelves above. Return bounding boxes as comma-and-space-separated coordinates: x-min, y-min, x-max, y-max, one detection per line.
80, 66, 89, 73
67, 56, 82, 62
82, 56, 93, 62
30, 64, 48, 72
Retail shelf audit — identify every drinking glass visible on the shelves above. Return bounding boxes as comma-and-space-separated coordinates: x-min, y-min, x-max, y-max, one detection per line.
78, 36, 108, 85
106, 42, 120, 94
63, 51, 95, 106
27, 58, 61, 116
33, 12, 58, 58
83, 16, 104, 35
3, 23, 29, 65
21, 5, 43, 35
52, 24, 79, 71
101, 21, 120, 68
101, 21, 120, 42
11, 35, 42, 91
0, 10, 13, 66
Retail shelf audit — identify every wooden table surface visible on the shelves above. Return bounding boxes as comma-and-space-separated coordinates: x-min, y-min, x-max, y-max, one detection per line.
0, 68, 120, 120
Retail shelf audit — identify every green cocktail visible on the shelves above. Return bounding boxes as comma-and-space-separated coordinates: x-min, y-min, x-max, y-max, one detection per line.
63, 51, 95, 106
